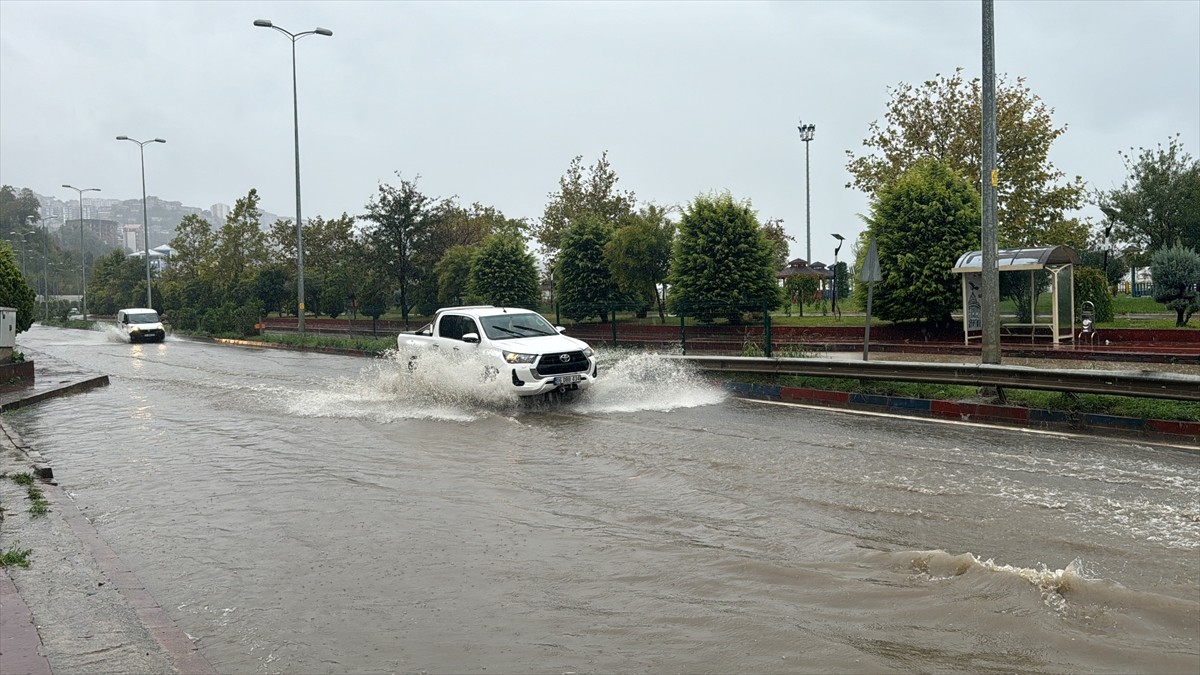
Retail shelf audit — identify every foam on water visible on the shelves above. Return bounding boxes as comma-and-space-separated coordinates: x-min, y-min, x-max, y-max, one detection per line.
282, 347, 724, 422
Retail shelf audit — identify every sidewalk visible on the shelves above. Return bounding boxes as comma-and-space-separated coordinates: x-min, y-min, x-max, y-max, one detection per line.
0, 355, 215, 675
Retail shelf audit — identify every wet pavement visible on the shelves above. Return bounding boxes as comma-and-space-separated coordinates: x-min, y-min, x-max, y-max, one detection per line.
0, 352, 214, 675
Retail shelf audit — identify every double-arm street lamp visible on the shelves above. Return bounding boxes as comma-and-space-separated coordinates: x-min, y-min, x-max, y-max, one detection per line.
62, 184, 100, 320
797, 120, 816, 263
116, 136, 166, 308
253, 18, 333, 335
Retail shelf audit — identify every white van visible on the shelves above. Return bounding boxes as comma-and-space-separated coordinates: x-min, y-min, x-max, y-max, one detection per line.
116, 308, 166, 343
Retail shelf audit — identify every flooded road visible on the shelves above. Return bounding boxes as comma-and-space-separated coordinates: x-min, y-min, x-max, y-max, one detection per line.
9, 325, 1200, 674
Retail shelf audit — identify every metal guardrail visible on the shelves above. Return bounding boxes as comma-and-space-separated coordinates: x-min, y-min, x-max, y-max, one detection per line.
662, 355, 1200, 402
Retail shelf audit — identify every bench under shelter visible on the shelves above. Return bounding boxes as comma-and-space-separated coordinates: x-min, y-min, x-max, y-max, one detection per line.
951, 245, 1080, 345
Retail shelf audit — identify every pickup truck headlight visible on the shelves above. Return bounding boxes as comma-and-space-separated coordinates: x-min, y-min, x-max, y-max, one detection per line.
582, 347, 595, 358
503, 350, 537, 364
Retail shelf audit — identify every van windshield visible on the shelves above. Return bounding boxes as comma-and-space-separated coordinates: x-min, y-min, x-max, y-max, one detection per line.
128, 312, 160, 325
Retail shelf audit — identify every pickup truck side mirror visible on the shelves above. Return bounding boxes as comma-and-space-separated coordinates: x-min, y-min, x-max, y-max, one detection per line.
461, 332, 481, 344
555, 326, 567, 334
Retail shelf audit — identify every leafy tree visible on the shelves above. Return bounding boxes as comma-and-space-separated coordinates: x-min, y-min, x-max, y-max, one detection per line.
362, 176, 438, 323
213, 190, 269, 295
557, 215, 620, 322
759, 218, 794, 271
407, 201, 523, 316
1073, 266, 1114, 324
0, 242, 36, 333
1150, 244, 1200, 327
605, 205, 675, 322
536, 152, 637, 285
866, 158, 980, 326
320, 271, 349, 319
435, 245, 476, 306
467, 233, 540, 310
166, 213, 216, 284
846, 68, 1086, 247
357, 272, 392, 334
834, 261, 850, 302
784, 275, 819, 317
666, 192, 784, 324
252, 265, 290, 317
1098, 135, 1200, 253
0, 186, 41, 238
87, 250, 148, 314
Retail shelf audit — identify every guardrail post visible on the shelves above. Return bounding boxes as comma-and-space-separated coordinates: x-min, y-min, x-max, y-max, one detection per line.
611, 305, 618, 346
680, 305, 687, 355
763, 300, 772, 357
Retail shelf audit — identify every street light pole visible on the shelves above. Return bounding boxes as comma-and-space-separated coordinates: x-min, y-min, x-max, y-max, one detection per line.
40, 215, 50, 320
254, 18, 333, 335
117, 136, 166, 308
797, 120, 816, 263
62, 184, 100, 320
832, 233, 844, 319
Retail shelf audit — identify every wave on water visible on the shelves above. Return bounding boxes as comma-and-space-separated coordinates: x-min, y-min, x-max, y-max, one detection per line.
889, 549, 1200, 628
283, 347, 724, 422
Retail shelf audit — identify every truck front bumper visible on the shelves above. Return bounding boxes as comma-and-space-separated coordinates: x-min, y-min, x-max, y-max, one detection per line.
507, 362, 598, 396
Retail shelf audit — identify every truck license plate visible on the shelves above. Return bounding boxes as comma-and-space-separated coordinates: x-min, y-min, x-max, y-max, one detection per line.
555, 374, 581, 385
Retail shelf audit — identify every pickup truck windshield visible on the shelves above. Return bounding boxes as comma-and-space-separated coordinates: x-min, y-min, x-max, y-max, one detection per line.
480, 313, 556, 340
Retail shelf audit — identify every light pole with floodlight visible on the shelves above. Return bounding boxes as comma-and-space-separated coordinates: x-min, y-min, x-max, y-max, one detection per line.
797, 120, 816, 262
116, 135, 166, 308
253, 18, 333, 335
62, 184, 100, 320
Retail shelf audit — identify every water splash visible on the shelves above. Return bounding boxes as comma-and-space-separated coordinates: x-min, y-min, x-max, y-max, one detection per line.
284, 347, 724, 422
571, 349, 726, 414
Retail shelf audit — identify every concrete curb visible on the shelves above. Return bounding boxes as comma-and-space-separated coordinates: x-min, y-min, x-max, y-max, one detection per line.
0, 375, 110, 413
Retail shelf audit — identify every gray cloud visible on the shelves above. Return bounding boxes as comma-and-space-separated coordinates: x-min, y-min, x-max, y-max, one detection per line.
2, 0, 1197, 263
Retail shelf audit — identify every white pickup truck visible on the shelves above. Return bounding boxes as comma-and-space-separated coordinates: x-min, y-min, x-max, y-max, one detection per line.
398, 305, 598, 397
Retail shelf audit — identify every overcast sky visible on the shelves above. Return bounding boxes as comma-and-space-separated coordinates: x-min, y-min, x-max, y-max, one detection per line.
2, 0, 1197, 264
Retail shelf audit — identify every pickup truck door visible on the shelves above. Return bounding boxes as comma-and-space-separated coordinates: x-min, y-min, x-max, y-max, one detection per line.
438, 314, 481, 352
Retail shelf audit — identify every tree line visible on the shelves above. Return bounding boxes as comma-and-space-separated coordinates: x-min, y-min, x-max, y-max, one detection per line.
3, 66, 1198, 334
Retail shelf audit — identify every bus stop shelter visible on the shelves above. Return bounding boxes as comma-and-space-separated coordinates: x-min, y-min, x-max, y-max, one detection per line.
951, 246, 1079, 345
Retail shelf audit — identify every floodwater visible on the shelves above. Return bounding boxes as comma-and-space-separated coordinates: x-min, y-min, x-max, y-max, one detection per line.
9, 324, 1200, 674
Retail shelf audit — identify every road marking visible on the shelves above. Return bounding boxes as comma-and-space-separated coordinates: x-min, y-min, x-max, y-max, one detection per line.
737, 397, 1200, 452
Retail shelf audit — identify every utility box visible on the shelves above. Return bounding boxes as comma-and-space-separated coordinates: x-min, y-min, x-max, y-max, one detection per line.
0, 307, 16, 349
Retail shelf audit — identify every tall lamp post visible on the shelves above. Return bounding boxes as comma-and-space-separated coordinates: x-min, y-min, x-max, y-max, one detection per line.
254, 18, 333, 335
39, 215, 51, 320
797, 120, 816, 262
832, 233, 844, 319
117, 136, 166, 308
62, 184, 100, 320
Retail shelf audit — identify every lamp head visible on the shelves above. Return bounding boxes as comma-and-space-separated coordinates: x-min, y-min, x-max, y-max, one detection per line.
315, 27, 333, 36
832, 233, 844, 241
116, 135, 129, 140
254, 19, 273, 27
153, 138, 166, 144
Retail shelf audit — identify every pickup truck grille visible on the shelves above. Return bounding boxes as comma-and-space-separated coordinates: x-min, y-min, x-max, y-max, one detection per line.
533, 351, 589, 376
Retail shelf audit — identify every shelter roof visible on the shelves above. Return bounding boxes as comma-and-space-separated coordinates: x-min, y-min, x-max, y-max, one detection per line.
952, 246, 1079, 273
778, 258, 832, 279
